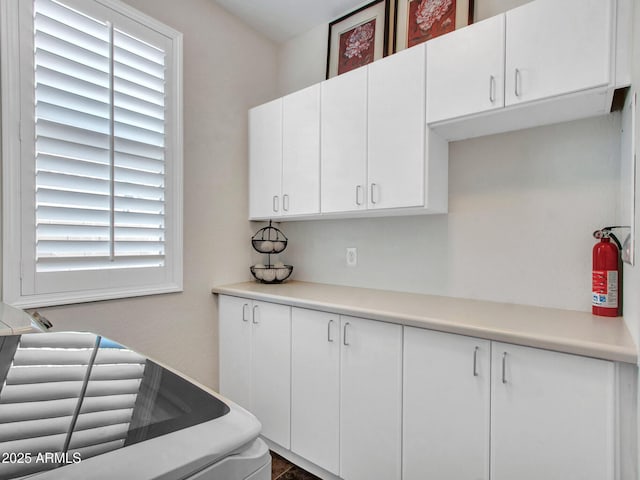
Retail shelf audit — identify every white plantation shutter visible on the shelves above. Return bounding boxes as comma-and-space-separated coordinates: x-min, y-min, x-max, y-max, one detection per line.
2, 0, 183, 307
35, 0, 166, 272
34, 0, 113, 271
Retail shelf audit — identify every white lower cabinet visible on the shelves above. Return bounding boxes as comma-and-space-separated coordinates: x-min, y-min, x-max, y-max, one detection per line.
220, 297, 621, 480
340, 316, 403, 480
403, 330, 616, 480
290, 309, 402, 480
403, 327, 491, 480
219, 295, 252, 410
218, 295, 291, 449
491, 342, 615, 480
291, 308, 340, 474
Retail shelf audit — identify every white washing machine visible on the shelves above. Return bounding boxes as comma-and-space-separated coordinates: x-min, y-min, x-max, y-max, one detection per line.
0, 332, 271, 480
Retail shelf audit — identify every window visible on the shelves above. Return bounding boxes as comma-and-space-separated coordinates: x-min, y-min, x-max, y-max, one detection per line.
1, 0, 183, 308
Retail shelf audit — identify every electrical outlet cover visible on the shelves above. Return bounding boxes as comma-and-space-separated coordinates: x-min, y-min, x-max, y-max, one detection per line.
346, 247, 357, 267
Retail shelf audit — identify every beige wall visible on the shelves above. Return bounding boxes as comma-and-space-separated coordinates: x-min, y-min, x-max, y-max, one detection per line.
473, 0, 532, 21
278, 23, 328, 97
31, 0, 278, 389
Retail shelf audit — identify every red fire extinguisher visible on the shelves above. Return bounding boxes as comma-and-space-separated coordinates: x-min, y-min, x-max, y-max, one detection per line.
592, 228, 621, 317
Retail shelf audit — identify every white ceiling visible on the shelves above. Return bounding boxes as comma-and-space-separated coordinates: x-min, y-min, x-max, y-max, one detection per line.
214, 0, 370, 43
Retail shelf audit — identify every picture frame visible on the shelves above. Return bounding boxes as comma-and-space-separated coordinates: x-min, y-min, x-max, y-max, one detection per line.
326, 0, 391, 79
394, 0, 474, 52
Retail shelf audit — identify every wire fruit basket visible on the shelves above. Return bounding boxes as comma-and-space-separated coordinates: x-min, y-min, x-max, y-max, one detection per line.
250, 221, 293, 284
250, 264, 293, 283
251, 221, 288, 254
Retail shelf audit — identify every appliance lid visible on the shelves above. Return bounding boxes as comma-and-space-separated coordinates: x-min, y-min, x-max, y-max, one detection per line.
0, 332, 230, 479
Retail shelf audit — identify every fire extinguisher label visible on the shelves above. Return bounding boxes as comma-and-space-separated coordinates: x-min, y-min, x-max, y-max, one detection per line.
592, 270, 618, 308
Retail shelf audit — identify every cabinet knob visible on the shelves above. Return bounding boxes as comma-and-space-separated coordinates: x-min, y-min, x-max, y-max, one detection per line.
283, 194, 290, 212
242, 303, 249, 322
355, 185, 363, 206
252, 305, 259, 324
514, 69, 521, 98
273, 195, 279, 213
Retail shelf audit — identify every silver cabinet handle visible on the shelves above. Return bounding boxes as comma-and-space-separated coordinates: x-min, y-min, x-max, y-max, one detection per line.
489, 75, 495, 103
252, 305, 259, 324
283, 194, 289, 212
370, 183, 378, 205
328, 319, 335, 342
501, 352, 508, 384
273, 195, 279, 212
355, 185, 362, 206
473, 346, 479, 377
514, 69, 521, 97
242, 303, 249, 322
343, 322, 351, 346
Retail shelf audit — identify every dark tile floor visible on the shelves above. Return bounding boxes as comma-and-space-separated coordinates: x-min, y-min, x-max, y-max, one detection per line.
271, 451, 321, 480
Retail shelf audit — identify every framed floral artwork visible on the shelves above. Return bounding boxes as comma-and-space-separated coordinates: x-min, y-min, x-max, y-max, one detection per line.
326, 0, 391, 79
394, 0, 474, 52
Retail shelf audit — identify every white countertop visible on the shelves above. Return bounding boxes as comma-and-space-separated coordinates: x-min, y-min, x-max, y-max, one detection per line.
212, 281, 638, 364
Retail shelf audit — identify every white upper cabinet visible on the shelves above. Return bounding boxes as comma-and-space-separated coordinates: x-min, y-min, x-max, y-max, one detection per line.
491, 342, 615, 480
249, 0, 623, 217
368, 45, 426, 210
427, 14, 506, 123
282, 84, 321, 216
249, 99, 282, 219
249, 85, 320, 219
430, 0, 619, 140
321, 68, 368, 214
504, 0, 613, 106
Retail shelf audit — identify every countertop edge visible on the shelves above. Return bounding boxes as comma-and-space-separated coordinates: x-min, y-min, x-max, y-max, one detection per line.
211, 283, 638, 365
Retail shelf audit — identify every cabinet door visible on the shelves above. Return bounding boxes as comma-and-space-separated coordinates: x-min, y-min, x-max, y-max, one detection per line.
367, 45, 425, 210
340, 316, 402, 480
291, 308, 340, 474
321, 68, 368, 213
491, 342, 615, 480
282, 84, 320, 216
403, 328, 490, 480
251, 301, 291, 448
249, 99, 282, 219
218, 295, 252, 410
504, 0, 613, 106
427, 14, 505, 123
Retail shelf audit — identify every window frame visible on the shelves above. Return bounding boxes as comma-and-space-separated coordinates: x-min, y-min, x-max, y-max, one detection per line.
1, 0, 184, 308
